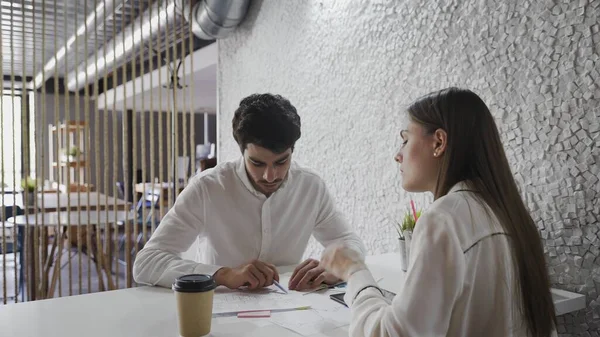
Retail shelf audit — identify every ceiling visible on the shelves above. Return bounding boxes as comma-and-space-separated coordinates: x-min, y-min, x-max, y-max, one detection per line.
128, 64, 217, 113
1, 0, 208, 91
96, 42, 216, 113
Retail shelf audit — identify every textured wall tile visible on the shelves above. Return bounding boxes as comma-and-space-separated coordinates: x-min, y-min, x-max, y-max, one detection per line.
218, 0, 600, 335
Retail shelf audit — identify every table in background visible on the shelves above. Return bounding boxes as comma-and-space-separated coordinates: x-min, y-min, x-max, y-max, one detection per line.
7, 211, 132, 301
0, 192, 129, 213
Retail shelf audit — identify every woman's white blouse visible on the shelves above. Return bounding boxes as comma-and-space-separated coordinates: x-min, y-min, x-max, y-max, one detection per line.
344, 182, 532, 337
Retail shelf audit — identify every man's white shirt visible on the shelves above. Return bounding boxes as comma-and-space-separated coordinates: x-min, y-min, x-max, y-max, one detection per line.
133, 157, 365, 287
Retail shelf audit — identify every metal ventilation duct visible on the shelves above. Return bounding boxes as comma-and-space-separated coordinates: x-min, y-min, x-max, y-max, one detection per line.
65, 0, 250, 92
65, 0, 178, 92
28, 0, 126, 90
176, 0, 251, 40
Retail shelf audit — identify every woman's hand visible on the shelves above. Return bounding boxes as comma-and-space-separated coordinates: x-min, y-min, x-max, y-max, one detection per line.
320, 243, 367, 281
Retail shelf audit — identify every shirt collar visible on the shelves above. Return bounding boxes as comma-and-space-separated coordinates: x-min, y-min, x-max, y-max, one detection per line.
448, 180, 473, 194
235, 157, 261, 197
234, 156, 294, 197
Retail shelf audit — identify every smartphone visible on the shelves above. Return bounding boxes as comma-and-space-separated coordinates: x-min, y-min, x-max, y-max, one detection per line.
330, 288, 396, 307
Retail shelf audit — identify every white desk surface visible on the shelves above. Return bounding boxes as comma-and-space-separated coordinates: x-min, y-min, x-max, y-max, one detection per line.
0, 253, 585, 337
0, 255, 401, 337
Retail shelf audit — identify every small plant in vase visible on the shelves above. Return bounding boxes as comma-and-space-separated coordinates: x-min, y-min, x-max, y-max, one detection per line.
61, 146, 83, 163
21, 176, 38, 206
394, 200, 422, 271
68, 146, 83, 162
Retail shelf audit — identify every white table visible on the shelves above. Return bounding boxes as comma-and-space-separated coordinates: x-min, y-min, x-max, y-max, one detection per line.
0, 192, 129, 212
8, 210, 133, 228
0, 254, 586, 337
0, 257, 396, 337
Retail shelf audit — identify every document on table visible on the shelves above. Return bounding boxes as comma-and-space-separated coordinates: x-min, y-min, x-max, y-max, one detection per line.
269, 291, 351, 336
212, 287, 311, 315
211, 272, 351, 336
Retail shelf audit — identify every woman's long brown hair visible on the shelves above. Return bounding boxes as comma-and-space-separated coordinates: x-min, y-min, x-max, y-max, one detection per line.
408, 87, 556, 337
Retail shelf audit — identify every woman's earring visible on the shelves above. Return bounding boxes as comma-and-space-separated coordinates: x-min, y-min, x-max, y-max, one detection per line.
433, 151, 438, 157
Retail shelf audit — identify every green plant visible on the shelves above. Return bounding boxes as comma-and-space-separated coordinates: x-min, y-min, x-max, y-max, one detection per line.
401, 209, 421, 232
21, 177, 37, 192
68, 146, 81, 157
394, 209, 422, 238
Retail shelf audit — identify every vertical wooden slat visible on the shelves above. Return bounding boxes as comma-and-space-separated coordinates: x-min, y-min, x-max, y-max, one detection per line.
51, 0, 64, 299
165, 6, 173, 210
112, 0, 120, 291
186, 15, 194, 180
148, 0, 157, 240
13, 0, 28, 302
0, 9, 6, 303
29, 0, 38, 305
121, 0, 131, 289
102, 0, 111, 294
5, 0, 13, 303
39, 0, 48, 302
136, 0, 149, 266
129, 0, 141, 286
75, 0, 85, 296
181, 43, 188, 192
157, 2, 165, 235
98, 0, 108, 295
188, 20, 196, 177
100, 2, 115, 285
63, 0, 74, 298
82, 0, 92, 295
22, 0, 34, 305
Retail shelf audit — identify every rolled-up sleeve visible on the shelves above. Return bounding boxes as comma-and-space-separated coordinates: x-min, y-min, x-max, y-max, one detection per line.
344, 212, 466, 337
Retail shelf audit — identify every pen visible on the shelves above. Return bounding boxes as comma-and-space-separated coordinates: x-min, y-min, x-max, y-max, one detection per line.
214, 306, 312, 318
273, 280, 288, 294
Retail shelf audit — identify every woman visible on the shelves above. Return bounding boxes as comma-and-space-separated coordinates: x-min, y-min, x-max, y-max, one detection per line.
321, 88, 557, 337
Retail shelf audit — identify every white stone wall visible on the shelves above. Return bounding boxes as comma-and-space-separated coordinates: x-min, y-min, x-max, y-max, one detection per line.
217, 0, 600, 334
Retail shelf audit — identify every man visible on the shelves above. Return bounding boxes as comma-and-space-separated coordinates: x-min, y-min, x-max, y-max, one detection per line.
133, 93, 365, 291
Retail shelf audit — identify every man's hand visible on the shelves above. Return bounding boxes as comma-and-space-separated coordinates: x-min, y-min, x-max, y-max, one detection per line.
213, 260, 279, 290
320, 243, 367, 281
288, 258, 340, 291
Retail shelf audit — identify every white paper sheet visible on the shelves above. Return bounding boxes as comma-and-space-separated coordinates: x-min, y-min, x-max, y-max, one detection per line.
269, 289, 351, 336
212, 287, 311, 315
270, 307, 349, 336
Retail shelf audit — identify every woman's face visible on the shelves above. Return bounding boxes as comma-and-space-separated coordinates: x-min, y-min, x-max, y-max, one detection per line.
394, 121, 443, 193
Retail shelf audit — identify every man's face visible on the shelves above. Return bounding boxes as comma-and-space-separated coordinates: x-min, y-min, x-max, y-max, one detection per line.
243, 144, 292, 196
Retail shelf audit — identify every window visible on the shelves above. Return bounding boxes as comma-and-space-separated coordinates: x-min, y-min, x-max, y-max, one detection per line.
0, 94, 35, 190
1, 94, 22, 189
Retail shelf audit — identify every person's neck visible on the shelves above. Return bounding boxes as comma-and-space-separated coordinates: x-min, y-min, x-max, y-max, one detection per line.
245, 171, 274, 197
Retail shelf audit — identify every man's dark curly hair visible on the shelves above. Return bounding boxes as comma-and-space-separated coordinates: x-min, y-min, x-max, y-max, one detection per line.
232, 93, 301, 153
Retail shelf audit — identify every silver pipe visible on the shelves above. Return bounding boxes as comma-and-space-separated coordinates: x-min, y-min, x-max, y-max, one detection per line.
177, 0, 251, 40
28, 0, 124, 90
65, 0, 250, 92
65, 0, 178, 92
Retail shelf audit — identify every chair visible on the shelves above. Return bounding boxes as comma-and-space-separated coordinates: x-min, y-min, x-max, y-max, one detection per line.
133, 190, 162, 248
0, 205, 25, 301
115, 182, 125, 200
115, 190, 161, 268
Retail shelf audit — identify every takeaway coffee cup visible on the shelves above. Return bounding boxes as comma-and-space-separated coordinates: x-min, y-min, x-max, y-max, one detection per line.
172, 274, 217, 337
